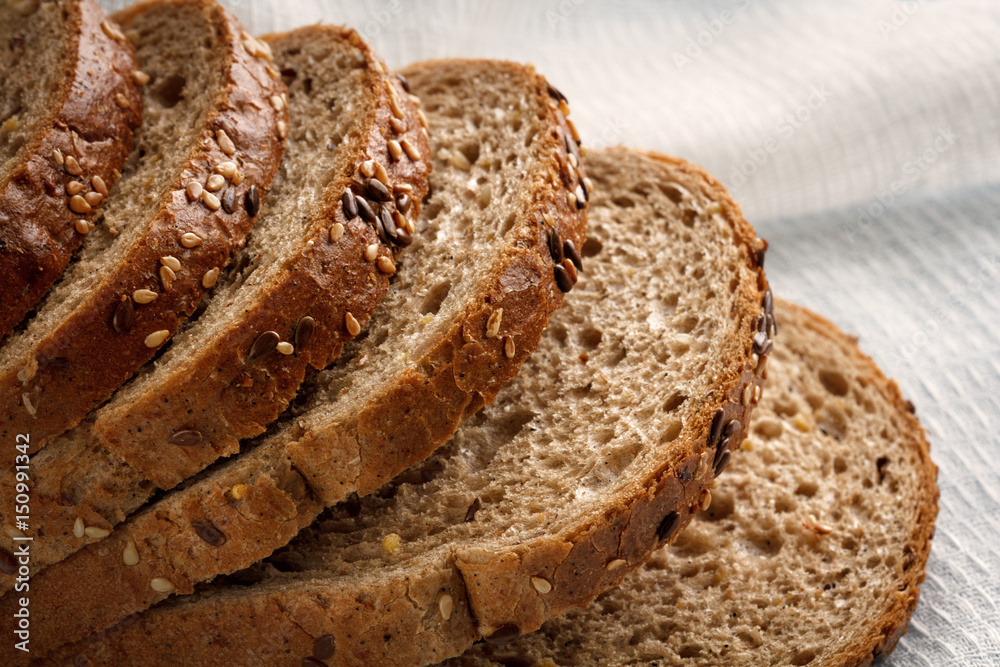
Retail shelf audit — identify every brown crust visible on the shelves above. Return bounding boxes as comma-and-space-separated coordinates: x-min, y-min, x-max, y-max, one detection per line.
0, 0, 288, 457
3, 59, 591, 662
0, 0, 142, 339
40, 147, 768, 666
89, 26, 432, 490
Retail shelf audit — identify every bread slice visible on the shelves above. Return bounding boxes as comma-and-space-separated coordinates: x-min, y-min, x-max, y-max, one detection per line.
0, 0, 287, 455
47, 147, 769, 666
7, 59, 590, 659
455, 299, 939, 667
0, 23, 429, 598
0, 0, 142, 340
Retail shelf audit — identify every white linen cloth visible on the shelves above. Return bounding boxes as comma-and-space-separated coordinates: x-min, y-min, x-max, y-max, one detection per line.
99, 1, 1000, 663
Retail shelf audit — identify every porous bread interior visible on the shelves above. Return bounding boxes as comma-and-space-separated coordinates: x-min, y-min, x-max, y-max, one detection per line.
459, 302, 932, 667
108, 29, 370, 406
292, 62, 562, 419
0, 0, 67, 170
201, 149, 751, 592
0, 0, 221, 367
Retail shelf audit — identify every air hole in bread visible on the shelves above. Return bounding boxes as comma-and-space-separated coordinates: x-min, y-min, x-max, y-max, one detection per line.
795, 481, 818, 497
458, 141, 479, 166
791, 649, 817, 665
833, 456, 847, 473
753, 418, 783, 439
661, 420, 682, 443
420, 281, 451, 316
578, 327, 602, 350
703, 491, 734, 521
747, 528, 784, 556
611, 196, 634, 208
499, 211, 517, 236
580, 237, 602, 257
663, 393, 687, 413
678, 645, 702, 659
676, 315, 698, 334
818, 369, 850, 396
773, 495, 796, 513
548, 323, 568, 346
151, 74, 186, 109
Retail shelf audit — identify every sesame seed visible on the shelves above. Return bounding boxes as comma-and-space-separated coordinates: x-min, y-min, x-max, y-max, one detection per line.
84, 526, 110, 539
374, 161, 389, 185
449, 150, 471, 171
202, 191, 221, 211
66, 181, 85, 196
64, 155, 82, 175
159, 265, 175, 290
388, 93, 405, 120
21, 392, 36, 416
360, 160, 376, 178
269, 95, 284, 111
133, 289, 158, 304
382, 533, 401, 553
389, 117, 406, 134
700, 490, 713, 511
3, 523, 25, 539
186, 181, 203, 201
265, 64, 279, 79
504, 336, 515, 359
486, 308, 503, 338
400, 138, 420, 161
531, 577, 552, 594
84, 191, 103, 207
566, 117, 581, 143
742, 384, 753, 406
276, 341, 294, 355
345, 312, 361, 336
365, 244, 378, 261
568, 152, 578, 168
123, 539, 140, 566
144, 330, 170, 348
100, 19, 126, 42
113, 298, 134, 332
606, 559, 626, 571
69, 195, 91, 214
376, 256, 396, 275
754, 384, 762, 403
438, 594, 454, 620
53, 149, 64, 165
202, 267, 221, 288
232, 168, 245, 186
417, 109, 429, 129
330, 223, 345, 242
160, 256, 181, 272
73, 219, 91, 234
131, 70, 150, 86
115, 93, 129, 108
387, 139, 403, 162
276, 120, 288, 139
73, 517, 85, 538
567, 191, 577, 208
206, 174, 225, 191
230, 484, 250, 500
803, 515, 834, 535
149, 578, 175, 594
394, 182, 414, 193
562, 258, 579, 285
215, 161, 237, 179
91, 175, 108, 197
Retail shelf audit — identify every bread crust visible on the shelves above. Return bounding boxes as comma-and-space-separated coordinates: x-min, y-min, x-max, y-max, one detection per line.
0, 0, 142, 339
89, 25, 432, 489
0, 0, 288, 457
40, 147, 768, 666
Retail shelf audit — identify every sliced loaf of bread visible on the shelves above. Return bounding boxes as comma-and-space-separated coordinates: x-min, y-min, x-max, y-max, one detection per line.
48, 147, 769, 666
6, 59, 589, 659
0, 23, 428, 596
0, 0, 142, 340
455, 299, 938, 667
0, 0, 287, 454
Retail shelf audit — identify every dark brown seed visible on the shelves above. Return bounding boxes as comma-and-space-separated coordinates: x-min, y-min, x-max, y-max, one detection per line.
714, 438, 730, 468
905, 400, 916, 414
0, 547, 16, 575
395, 193, 411, 214
709, 408, 724, 447
762, 288, 773, 315
485, 625, 521, 645
313, 634, 335, 660
221, 188, 238, 214
563, 239, 582, 272
767, 312, 778, 337
248, 330, 280, 362
562, 258, 579, 285
761, 338, 774, 356
752, 331, 768, 354
244, 185, 260, 217
548, 226, 564, 264
356, 196, 376, 223
578, 176, 589, 202
366, 178, 391, 202
396, 73, 410, 92
756, 313, 766, 333
724, 419, 740, 438
756, 246, 767, 268
394, 228, 413, 247
714, 450, 732, 478
381, 207, 398, 242
168, 429, 202, 447
573, 184, 586, 209
302, 658, 326, 667
554, 264, 573, 293
295, 316, 315, 350
464, 497, 482, 523
191, 520, 226, 547
546, 82, 567, 103
341, 189, 358, 220
375, 214, 390, 245
565, 132, 581, 163
657, 511, 681, 542
112, 298, 134, 333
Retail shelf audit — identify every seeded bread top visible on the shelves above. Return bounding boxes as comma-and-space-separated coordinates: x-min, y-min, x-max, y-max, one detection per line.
0, 0, 142, 339
49, 146, 768, 667
0, 0, 288, 457
455, 300, 938, 667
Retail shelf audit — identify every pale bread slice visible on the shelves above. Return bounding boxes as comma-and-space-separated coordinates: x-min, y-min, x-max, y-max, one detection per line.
10, 59, 589, 660
0, 0, 142, 340
455, 299, 938, 667
48, 147, 768, 666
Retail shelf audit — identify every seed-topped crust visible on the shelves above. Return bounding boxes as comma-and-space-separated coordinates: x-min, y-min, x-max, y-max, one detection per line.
0, 0, 288, 457
0, 0, 142, 340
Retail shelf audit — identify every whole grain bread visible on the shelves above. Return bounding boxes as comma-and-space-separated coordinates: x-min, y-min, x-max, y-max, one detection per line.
455, 299, 938, 667
5, 59, 590, 660
0, 0, 287, 455
0, 23, 428, 598
0, 0, 142, 340
47, 146, 769, 666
